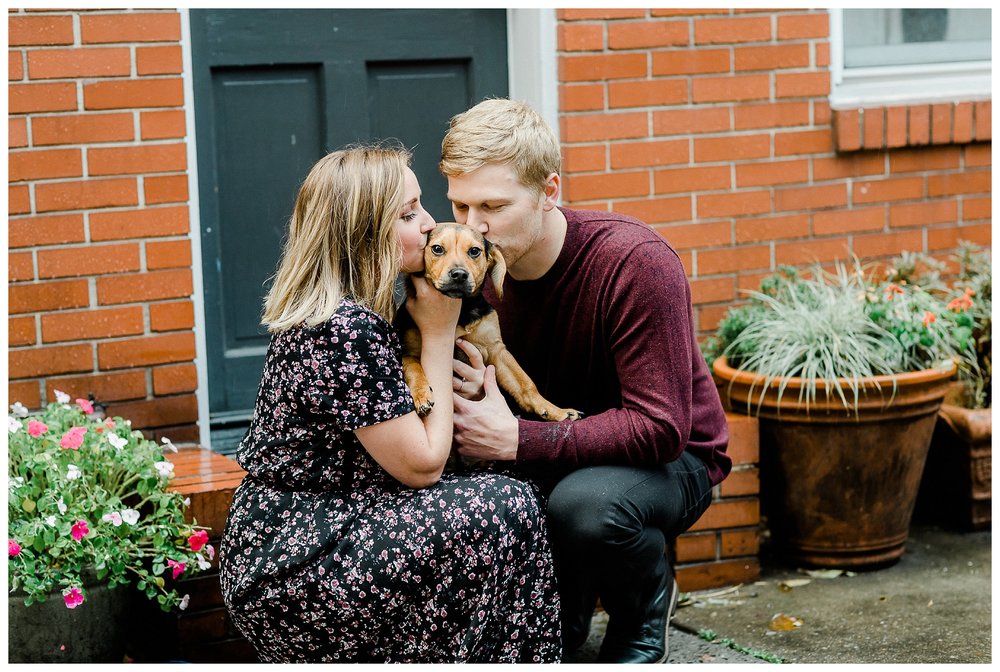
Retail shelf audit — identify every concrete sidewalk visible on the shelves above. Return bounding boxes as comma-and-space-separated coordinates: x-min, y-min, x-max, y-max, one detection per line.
564, 524, 991, 664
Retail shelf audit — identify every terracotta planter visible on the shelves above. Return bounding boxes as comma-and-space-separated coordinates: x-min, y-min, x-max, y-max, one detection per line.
713, 357, 957, 569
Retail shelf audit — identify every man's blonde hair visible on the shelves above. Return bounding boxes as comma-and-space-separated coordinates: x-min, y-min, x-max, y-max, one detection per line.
440, 98, 561, 192
262, 143, 411, 332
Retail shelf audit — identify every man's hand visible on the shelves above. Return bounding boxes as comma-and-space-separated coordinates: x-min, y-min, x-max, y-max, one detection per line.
453, 365, 519, 461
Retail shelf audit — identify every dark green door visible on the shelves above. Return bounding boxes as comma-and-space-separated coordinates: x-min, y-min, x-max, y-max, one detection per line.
190, 9, 509, 453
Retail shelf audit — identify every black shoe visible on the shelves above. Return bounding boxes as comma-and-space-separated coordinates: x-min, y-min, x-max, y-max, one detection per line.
597, 577, 679, 664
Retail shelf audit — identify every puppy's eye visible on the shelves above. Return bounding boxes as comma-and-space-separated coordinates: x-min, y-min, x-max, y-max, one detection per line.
430, 245, 445, 255
468, 247, 482, 259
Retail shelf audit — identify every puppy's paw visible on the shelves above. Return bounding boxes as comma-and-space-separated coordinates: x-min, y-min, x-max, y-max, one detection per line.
536, 406, 584, 422
412, 387, 434, 417
564, 409, 584, 421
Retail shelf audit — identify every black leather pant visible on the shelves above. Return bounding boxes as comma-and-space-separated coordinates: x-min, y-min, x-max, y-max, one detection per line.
545, 451, 713, 648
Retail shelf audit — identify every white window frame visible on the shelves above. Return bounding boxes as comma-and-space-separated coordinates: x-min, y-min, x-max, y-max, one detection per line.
829, 8, 992, 110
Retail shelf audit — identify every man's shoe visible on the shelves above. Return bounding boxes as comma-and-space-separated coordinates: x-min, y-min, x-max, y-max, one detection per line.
597, 577, 679, 664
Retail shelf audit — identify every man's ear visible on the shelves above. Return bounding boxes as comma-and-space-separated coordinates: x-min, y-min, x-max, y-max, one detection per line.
541, 172, 560, 212
486, 240, 507, 300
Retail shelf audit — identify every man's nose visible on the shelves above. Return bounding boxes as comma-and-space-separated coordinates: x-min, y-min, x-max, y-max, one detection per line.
465, 210, 488, 235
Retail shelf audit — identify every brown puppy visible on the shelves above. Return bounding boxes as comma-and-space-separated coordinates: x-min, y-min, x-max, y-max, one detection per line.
395, 223, 582, 423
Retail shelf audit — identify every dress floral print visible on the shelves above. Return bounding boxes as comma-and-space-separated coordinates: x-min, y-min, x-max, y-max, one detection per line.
219, 300, 561, 663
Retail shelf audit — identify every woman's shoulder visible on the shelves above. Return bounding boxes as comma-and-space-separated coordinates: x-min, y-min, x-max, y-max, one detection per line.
315, 299, 396, 342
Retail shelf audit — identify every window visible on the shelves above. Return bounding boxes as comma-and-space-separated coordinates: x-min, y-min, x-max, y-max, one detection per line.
830, 8, 992, 109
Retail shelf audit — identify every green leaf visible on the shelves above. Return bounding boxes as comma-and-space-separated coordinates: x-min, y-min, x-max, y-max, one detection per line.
21, 498, 36, 513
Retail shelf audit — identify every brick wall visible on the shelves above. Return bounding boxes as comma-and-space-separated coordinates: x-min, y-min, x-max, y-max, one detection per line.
8, 8, 198, 443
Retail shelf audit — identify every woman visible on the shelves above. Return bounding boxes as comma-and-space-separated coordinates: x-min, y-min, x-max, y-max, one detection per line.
218, 144, 562, 663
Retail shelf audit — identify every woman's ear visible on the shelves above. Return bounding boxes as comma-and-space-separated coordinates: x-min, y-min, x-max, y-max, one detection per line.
487, 241, 507, 300
541, 172, 560, 212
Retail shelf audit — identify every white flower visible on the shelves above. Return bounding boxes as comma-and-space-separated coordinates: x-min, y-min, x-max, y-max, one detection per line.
102, 511, 123, 527
10, 402, 29, 418
196, 555, 212, 571
57, 497, 67, 514
54, 389, 70, 404
161, 437, 178, 453
66, 464, 82, 481
178, 594, 190, 611
8, 417, 21, 434
153, 461, 174, 478
183, 497, 191, 508
205, 544, 216, 560
45, 515, 57, 526
107, 434, 128, 451
121, 509, 140, 525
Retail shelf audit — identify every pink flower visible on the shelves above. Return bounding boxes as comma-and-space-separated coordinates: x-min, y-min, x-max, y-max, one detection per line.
59, 427, 87, 450
105, 419, 116, 429
76, 398, 94, 414
63, 587, 85, 609
8, 539, 22, 557
884, 283, 904, 300
70, 520, 90, 542
187, 530, 209, 552
27, 420, 48, 438
167, 559, 187, 580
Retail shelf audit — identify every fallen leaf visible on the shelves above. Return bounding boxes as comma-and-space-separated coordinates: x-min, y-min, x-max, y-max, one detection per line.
769, 613, 804, 631
928, 600, 934, 608
778, 579, 811, 591
800, 568, 855, 579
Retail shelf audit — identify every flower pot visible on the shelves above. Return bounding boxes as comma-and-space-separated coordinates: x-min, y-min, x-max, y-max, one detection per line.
713, 357, 957, 569
8, 569, 129, 663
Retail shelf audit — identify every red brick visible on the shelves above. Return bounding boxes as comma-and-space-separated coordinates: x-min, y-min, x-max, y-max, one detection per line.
612, 196, 691, 225
608, 79, 687, 108
27, 47, 131, 80
9, 185, 30, 214
611, 139, 687, 169
41, 306, 144, 343
558, 9, 647, 20
676, 557, 761, 592
853, 176, 924, 205
559, 53, 648, 82
813, 153, 885, 181
886, 106, 907, 148
561, 111, 648, 143
652, 48, 729, 76
928, 171, 991, 198
84, 78, 184, 110
719, 468, 760, 498
777, 129, 835, 157
953, 102, 974, 144
928, 224, 991, 251
558, 23, 603, 52
694, 134, 770, 162
658, 221, 732, 251
9, 81, 77, 113
559, 83, 605, 112
9, 148, 82, 182
88, 143, 187, 177
37, 242, 141, 279
862, 107, 884, 149
689, 276, 735, 304
697, 244, 770, 274
140, 110, 186, 140
35, 178, 139, 213
698, 191, 773, 219
675, 532, 717, 562
909, 105, 930, 145
775, 184, 847, 212
702, 305, 735, 333
734, 43, 810, 71
775, 237, 850, 266
966, 143, 991, 168
734, 101, 810, 130
90, 205, 189, 241
10, 117, 28, 147
814, 99, 832, 125
144, 174, 189, 205
735, 214, 809, 243
32, 112, 134, 145
833, 109, 861, 152
9, 343, 92, 379
104, 394, 198, 431
815, 41, 830, 68
607, 20, 688, 49
930, 103, 952, 145
9, 316, 36, 347
692, 74, 770, 103
562, 145, 606, 173
973, 101, 991, 141
96, 268, 193, 305
10, 49, 24, 80
653, 107, 730, 135
889, 146, 961, 174
81, 12, 181, 44
654, 165, 730, 194
688, 499, 759, 532
9, 14, 74, 46
136, 45, 183, 75
852, 230, 924, 260
150, 300, 195, 332
777, 12, 830, 39
962, 197, 990, 221
8, 279, 90, 314
813, 207, 885, 236
721, 529, 760, 557
694, 17, 771, 44
735, 159, 809, 188
46, 370, 148, 403
146, 239, 192, 270
563, 171, 649, 201
9, 213, 86, 248
98, 332, 195, 370
775, 72, 830, 98
9, 380, 42, 409
9, 252, 34, 282
153, 363, 198, 395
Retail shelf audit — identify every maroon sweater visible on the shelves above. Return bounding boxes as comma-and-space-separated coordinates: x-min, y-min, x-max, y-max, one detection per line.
483, 207, 731, 486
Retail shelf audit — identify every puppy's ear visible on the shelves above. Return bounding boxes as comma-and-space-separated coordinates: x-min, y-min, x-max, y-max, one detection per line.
486, 240, 507, 300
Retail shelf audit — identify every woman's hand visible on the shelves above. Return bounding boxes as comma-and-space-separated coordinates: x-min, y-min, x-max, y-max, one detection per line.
453, 338, 486, 400
407, 276, 460, 339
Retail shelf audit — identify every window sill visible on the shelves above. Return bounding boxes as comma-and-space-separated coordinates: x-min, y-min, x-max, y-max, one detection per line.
831, 100, 991, 152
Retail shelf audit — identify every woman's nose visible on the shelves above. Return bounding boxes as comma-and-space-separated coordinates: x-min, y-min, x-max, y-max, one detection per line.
420, 215, 436, 233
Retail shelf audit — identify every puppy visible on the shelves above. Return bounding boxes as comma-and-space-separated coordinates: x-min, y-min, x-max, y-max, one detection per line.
394, 223, 582, 423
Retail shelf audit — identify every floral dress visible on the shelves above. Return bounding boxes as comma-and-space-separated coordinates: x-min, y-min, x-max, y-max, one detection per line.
219, 300, 561, 663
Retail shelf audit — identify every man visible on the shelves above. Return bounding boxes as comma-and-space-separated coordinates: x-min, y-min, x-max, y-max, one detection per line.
441, 98, 731, 664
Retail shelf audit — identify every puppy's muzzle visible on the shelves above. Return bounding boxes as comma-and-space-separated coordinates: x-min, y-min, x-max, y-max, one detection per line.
435, 267, 476, 298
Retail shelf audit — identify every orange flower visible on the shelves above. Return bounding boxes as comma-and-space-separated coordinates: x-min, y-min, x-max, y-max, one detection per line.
947, 288, 974, 313
922, 311, 936, 327
884, 283, 904, 300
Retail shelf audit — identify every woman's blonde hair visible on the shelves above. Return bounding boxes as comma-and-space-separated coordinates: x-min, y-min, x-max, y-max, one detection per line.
439, 98, 561, 193
262, 143, 411, 332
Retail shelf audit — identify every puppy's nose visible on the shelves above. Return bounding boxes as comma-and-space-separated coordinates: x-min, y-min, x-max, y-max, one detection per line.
448, 268, 469, 283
